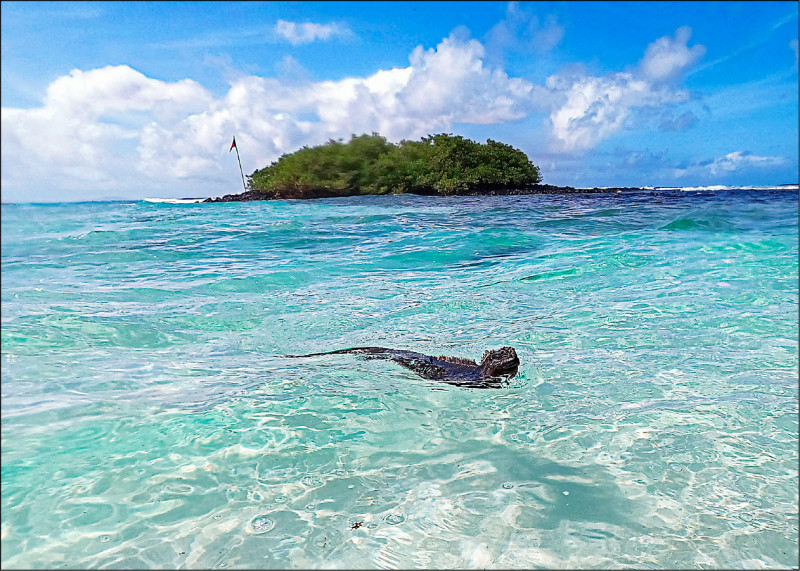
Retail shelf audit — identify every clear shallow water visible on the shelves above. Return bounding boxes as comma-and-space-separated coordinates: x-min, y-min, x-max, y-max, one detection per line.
1, 190, 797, 569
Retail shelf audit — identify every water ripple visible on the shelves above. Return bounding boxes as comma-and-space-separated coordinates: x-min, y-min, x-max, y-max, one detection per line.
1, 190, 797, 568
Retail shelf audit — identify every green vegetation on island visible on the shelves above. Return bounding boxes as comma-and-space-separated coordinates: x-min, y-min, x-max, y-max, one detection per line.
245, 133, 542, 199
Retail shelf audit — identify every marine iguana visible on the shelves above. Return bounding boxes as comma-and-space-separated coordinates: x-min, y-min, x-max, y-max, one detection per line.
287, 346, 520, 388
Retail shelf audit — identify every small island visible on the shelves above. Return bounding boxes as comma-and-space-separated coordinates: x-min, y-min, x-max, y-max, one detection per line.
205, 133, 637, 202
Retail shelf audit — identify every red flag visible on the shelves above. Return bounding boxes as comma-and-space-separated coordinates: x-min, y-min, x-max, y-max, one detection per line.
229, 137, 237, 152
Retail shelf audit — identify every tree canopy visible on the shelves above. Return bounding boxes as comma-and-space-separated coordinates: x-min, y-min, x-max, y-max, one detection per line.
248, 133, 542, 198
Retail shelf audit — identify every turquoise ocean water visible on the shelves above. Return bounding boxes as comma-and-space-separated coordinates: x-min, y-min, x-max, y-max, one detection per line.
1, 189, 798, 568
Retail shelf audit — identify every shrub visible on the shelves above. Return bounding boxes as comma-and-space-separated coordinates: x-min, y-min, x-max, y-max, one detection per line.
249, 132, 541, 196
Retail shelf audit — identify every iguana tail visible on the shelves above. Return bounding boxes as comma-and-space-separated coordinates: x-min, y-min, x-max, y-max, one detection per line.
283, 347, 392, 358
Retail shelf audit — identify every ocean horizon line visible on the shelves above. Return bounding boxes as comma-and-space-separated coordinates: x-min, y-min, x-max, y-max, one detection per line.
2, 183, 798, 206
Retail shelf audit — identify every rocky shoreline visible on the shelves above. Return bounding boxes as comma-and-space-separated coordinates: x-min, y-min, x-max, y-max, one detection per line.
203, 183, 645, 203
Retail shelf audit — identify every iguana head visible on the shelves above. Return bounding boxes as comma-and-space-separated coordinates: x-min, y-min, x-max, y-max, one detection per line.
480, 346, 520, 378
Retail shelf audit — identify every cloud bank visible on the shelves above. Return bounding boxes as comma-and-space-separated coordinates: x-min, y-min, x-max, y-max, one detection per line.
674, 151, 787, 178
1, 26, 708, 200
544, 27, 705, 151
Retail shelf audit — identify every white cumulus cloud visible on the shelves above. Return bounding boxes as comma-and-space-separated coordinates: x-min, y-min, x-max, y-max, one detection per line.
1, 33, 541, 201
1, 66, 213, 198
546, 72, 689, 151
672, 151, 788, 178
544, 27, 704, 151
133, 33, 540, 178
705, 151, 786, 175
0, 25, 714, 201
639, 26, 706, 83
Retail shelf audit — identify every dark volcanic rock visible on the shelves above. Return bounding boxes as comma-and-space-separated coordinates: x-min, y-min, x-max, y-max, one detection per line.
204, 189, 275, 202
204, 187, 361, 202
204, 183, 645, 202
414, 183, 643, 196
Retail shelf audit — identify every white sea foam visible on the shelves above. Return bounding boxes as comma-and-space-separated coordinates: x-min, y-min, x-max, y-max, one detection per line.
645, 184, 798, 192
142, 197, 206, 204
551, 185, 797, 193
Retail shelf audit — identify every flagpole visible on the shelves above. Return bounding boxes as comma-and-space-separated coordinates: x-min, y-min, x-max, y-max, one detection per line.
231, 136, 247, 192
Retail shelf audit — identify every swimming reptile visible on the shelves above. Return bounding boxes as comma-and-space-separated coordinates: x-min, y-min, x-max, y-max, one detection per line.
286, 346, 520, 388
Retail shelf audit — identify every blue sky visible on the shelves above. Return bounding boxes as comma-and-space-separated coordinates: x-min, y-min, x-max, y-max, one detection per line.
1, 1, 798, 202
